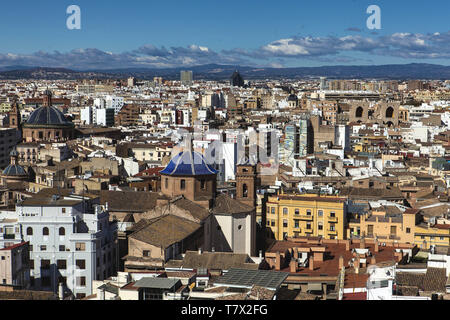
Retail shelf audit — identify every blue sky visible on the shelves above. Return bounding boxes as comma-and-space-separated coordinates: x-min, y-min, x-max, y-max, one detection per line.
1, 0, 450, 69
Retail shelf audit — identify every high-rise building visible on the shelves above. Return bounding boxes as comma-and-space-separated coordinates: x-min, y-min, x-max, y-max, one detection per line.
230, 70, 244, 87
320, 77, 328, 90
180, 71, 193, 85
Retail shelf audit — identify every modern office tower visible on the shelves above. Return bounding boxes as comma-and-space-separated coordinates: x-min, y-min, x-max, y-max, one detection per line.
320, 77, 328, 90
180, 70, 193, 85
230, 70, 244, 87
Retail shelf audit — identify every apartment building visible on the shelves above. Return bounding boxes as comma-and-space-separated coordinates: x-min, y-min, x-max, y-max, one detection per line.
266, 194, 347, 240
17, 194, 117, 299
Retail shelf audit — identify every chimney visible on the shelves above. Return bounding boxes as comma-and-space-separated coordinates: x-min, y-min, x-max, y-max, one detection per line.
339, 255, 344, 269
99, 288, 105, 301
360, 238, 366, 249
354, 257, 360, 274
275, 252, 281, 270
309, 258, 314, 271
293, 248, 299, 260
290, 260, 297, 273
374, 241, 379, 253
58, 283, 64, 300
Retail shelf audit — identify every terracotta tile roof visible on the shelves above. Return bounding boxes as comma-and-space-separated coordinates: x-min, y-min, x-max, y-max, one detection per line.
212, 193, 254, 215
175, 251, 258, 270
342, 292, 367, 300
99, 190, 160, 212
423, 268, 447, 292
129, 215, 201, 248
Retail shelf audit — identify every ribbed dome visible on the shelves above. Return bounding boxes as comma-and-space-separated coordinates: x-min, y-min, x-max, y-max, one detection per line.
25, 106, 73, 127
2, 164, 27, 176
160, 151, 217, 176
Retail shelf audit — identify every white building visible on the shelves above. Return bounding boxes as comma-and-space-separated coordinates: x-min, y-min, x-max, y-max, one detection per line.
17, 194, 117, 299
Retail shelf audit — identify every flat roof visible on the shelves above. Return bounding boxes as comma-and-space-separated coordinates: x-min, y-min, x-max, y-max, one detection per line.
133, 277, 180, 290
213, 268, 289, 290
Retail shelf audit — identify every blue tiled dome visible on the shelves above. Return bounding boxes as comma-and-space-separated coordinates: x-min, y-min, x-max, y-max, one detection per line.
160, 151, 217, 176
25, 106, 73, 127
2, 164, 27, 176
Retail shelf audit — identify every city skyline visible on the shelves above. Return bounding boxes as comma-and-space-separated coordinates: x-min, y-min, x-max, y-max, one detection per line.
1, 0, 450, 69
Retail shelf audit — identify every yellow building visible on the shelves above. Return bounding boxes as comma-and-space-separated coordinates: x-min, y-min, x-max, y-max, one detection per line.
347, 208, 418, 245
266, 194, 347, 240
414, 223, 450, 249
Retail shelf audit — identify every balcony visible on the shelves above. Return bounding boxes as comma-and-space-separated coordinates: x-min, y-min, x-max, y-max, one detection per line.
297, 214, 313, 221
328, 229, 337, 234
3, 234, 15, 240
328, 216, 338, 222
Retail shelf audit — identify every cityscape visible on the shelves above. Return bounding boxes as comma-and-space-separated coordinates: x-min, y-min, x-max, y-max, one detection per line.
0, 0, 449, 309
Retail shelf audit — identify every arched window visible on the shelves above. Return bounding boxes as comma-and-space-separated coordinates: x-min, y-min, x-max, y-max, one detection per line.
355, 106, 364, 118
385, 107, 394, 118
43, 227, 49, 236
26, 227, 33, 236
242, 184, 248, 198
59, 227, 65, 236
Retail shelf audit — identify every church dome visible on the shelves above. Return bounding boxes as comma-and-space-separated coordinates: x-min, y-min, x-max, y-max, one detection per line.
2, 164, 27, 176
24, 106, 74, 128
160, 151, 217, 176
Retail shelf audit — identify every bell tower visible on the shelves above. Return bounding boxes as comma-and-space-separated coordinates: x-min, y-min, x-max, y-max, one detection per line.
9, 99, 21, 129
43, 89, 52, 107
235, 164, 257, 208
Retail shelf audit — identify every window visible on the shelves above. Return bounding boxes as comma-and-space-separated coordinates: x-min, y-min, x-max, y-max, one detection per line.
318, 210, 323, 217
271, 207, 275, 214
41, 260, 50, 269
283, 220, 288, 228
283, 208, 288, 215
295, 209, 299, 215
271, 220, 275, 227
242, 184, 248, 198
29, 245, 33, 252
306, 223, 311, 230
294, 220, 299, 228
59, 227, 65, 236
318, 223, 323, 230
307, 210, 312, 216
59, 245, 65, 251
330, 224, 335, 231
76, 260, 86, 270
440, 237, 445, 241
43, 227, 49, 236
406, 228, 411, 234
57, 260, 67, 269
40, 245, 47, 251
330, 212, 335, 218
143, 250, 150, 257
26, 227, 33, 235
200, 180, 206, 190
77, 277, 86, 287
75, 242, 86, 251
180, 179, 186, 190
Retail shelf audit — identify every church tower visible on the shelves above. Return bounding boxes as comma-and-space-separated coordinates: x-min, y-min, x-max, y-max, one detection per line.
9, 99, 21, 129
235, 164, 257, 208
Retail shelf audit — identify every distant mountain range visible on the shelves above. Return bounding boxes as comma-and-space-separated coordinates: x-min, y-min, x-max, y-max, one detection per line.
0, 63, 449, 80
